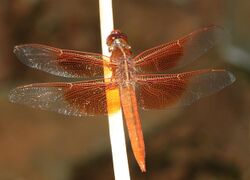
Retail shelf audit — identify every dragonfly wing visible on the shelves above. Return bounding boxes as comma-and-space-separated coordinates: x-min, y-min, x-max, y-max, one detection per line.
14, 44, 115, 78
134, 26, 224, 72
136, 69, 235, 109
9, 79, 117, 116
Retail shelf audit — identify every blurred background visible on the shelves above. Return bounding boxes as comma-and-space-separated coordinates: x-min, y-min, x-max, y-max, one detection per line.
0, 0, 249, 179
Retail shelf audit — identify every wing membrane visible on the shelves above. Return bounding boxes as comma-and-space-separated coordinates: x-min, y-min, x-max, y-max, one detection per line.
136, 69, 235, 109
14, 44, 116, 78
134, 26, 224, 72
9, 79, 118, 116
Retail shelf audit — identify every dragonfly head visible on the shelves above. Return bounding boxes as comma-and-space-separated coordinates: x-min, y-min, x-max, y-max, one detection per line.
107, 30, 131, 52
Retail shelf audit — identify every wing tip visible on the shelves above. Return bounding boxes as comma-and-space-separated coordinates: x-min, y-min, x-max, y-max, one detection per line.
210, 69, 236, 84
191, 25, 225, 42
9, 88, 20, 103
13, 44, 42, 58
9, 85, 32, 104
13, 45, 23, 55
13, 44, 31, 53
227, 71, 236, 84
13, 45, 28, 64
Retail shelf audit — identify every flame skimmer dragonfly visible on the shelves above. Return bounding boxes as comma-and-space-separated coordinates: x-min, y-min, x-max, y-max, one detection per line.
9, 25, 235, 172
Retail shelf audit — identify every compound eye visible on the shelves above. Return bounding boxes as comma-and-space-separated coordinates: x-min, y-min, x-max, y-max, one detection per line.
120, 33, 128, 41
106, 34, 117, 46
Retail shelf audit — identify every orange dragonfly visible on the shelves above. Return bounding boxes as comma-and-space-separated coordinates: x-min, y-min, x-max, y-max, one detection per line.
9, 25, 235, 172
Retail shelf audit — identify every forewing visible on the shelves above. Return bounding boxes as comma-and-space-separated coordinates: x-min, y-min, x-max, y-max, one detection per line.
134, 26, 224, 72
9, 79, 117, 116
136, 69, 235, 109
14, 44, 116, 78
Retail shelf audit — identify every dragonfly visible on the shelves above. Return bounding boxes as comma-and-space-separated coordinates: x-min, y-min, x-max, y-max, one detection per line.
9, 25, 235, 172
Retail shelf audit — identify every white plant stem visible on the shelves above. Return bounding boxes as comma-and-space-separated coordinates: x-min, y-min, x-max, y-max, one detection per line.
99, 0, 131, 179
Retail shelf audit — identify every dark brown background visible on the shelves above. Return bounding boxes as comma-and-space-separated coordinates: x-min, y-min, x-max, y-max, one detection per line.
0, 0, 249, 179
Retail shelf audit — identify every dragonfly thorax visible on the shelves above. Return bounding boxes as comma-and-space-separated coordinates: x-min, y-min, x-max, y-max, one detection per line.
114, 57, 136, 86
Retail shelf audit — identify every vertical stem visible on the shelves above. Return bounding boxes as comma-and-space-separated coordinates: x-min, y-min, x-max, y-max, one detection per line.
99, 0, 131, 179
